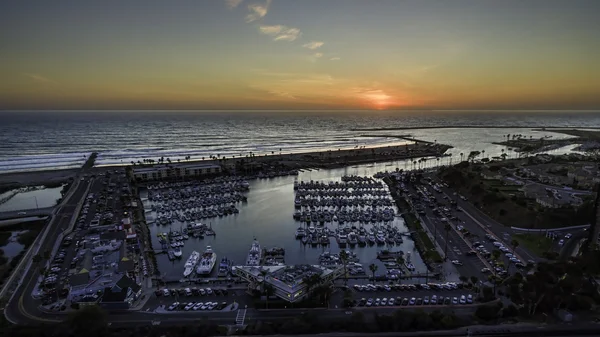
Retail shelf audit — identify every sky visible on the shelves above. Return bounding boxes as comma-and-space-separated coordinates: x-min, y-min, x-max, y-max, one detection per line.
1, 0, 599, 110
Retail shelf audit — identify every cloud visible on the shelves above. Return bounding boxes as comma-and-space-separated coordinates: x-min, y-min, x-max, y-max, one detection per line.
330, 57, 341, 61
259, 25, 284, 35
273, 28, 301, 41
302, 41, 324, 50
314, 53, 323, 58
268, 90, 296, 99
24, 73, 57, 85
246, 0, 271, 22
259, 25, 302, 41
225, 0, 244, 9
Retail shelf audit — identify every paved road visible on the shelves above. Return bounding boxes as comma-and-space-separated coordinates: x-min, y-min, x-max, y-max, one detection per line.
405, 184, 494, 281
4, 179, 92, 324
431, 178, 541, 264
0, 207, 54, 221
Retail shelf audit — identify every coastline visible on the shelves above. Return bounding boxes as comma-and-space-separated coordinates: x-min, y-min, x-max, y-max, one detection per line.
0, 141, 451, 187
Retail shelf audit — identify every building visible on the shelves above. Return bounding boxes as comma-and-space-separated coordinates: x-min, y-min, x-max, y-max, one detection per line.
233, 264, 343, 303
99, 275, 142, 310
132, 163, 221, 181
588, 186, 600, 247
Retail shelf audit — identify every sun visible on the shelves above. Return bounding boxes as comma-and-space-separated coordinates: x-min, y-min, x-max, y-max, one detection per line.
362, 90, 392, 109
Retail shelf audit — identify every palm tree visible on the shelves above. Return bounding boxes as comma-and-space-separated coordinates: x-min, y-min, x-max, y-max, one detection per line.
302, 274, 322, 298
508, 239, 520, 271
339, 250, 349, 285
395, 255, 405, 283
263, 284, 274, 309
443, 223, 451, 260
369, 263, 378, 281
460, 152, 464, 162
492, 249, 502, 262
482, 149, 486, 160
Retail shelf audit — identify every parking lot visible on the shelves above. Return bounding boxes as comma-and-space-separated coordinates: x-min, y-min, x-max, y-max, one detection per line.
349, 281, 476, 307
151, 286, 239, 312
38, 168, 150, 308
402, 177, 533, 281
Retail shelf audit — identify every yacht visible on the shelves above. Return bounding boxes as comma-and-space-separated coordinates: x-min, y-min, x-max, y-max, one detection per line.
173, 247, 183, 258
348, 232, 358, 245
196, 246, 217, 275
183, 251, 200, 277
246, 239, 261, 266
295, 227, 306, 238
217, 257, 232, 277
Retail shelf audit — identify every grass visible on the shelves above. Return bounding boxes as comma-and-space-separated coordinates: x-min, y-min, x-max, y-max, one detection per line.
513, 233, 554, 256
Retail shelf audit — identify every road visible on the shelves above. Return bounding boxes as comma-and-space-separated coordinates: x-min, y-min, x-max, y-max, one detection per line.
404, 183, 495, 281
4, 178, 92, 324
0, 207, 54, 221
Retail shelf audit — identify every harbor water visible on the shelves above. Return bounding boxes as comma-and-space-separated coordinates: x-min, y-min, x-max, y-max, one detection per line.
141, 162, 432, 280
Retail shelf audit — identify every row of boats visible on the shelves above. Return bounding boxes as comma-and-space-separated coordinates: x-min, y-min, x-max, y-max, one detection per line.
293, 207, 396, 224
182, 239, 262, 277
295, 224, 407, 247
294, 196, 394, 208
150, 194, 246, 211
294, 180, 385, 191
153, 205, 240, 225
147, 178, 250, 193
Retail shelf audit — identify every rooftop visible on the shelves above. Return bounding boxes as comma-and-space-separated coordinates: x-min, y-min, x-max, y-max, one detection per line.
133, 162, 220, 173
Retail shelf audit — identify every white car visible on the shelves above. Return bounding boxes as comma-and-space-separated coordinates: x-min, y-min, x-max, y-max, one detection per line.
467, 294, 473, 304
184, 302, 195, 311
381, 298, 388, 305
565, 233, 572, 239
451, 260, 463, 266
388, 298, 395, 306
558, 239, 565, 246
206, 288, 213, 295
193, 302, 204, 310
409, 297, 416, 305
167, 302, 180, 311
459, 295, 466, 304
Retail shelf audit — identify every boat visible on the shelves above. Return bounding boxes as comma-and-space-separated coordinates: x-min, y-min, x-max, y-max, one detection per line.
295, 227, 306, 238
196, 246, 217, 275
183, 251, 200, 277
217, 257, 232, 277
173, 247, 183, 258
246, 239, 261, 266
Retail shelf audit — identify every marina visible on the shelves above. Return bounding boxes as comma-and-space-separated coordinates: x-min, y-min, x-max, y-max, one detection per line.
140, 162, 431, 282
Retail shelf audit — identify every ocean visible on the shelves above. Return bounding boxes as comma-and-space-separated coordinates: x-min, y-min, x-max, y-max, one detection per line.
1, 110, 599, 173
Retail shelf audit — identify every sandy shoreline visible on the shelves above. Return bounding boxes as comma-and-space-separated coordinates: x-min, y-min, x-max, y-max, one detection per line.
0, 141, 451, 187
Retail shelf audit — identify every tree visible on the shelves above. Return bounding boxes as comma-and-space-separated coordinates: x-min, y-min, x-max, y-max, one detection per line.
492, 249, 502, 262
470, 276, 479, 286
302, 274, 322, 299
369, 263, 378, 281
263, 284, 274, 309
32, 254, 42, 264
66, 305, 108, 337
459, 275, 468, 284
443, 224, 451, 260
396, 255, 405, 283
339, 250, 349, 285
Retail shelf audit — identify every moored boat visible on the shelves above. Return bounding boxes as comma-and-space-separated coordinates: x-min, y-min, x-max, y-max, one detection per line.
196, 246, 217, 275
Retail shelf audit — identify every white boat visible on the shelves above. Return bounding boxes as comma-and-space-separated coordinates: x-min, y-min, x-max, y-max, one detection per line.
173, 247, 183, 258
183, 251, 200, 277
196, 246, 217, 275
217, 257, 232, 277
246, 239, 261, 266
